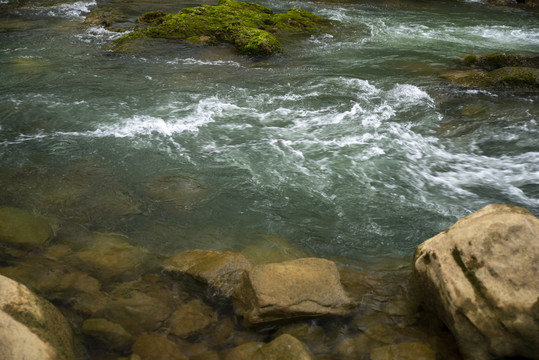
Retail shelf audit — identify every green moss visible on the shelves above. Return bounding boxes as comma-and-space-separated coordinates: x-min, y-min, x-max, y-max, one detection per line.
229, 26, 282, 55
462, 54, 476, 67
481, 66, 539, 89
270, 8, 332, 33
113, 0, 333, 56
136, 10, 167, 25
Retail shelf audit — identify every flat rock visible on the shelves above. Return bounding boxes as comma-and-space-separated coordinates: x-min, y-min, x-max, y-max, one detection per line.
414, 204, 539, 360
232, 257, 354, 325
0, 274, 75, 360
163, 249, 252, 297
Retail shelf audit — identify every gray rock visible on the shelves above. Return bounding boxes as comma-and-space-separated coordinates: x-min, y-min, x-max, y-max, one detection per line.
414, 204, 539, 360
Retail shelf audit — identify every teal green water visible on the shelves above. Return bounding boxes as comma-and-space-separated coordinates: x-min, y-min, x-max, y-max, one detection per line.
1, 0, 538, 268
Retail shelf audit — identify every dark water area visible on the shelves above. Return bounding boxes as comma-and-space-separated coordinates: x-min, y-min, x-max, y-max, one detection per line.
0, 0, 538, 358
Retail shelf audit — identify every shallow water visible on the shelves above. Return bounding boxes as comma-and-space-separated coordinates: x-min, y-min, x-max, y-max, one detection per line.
1, 0, 538, 275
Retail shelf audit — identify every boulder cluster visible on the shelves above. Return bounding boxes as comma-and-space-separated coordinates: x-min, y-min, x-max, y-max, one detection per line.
1, 202, 538, 359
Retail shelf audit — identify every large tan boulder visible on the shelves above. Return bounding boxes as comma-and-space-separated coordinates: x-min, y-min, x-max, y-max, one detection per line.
414, 204, 539, 360
163, 249, 252, 297
233, 257, 354, 325
0, 274, 75, 360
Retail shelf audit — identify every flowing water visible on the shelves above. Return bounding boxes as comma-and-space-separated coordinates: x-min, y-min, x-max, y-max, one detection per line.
1, 0, 538, 265
1, 0, 538, 357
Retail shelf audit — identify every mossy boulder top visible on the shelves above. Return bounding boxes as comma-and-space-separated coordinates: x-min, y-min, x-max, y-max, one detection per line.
441, 52, 539, 91
114, 0, 334, 56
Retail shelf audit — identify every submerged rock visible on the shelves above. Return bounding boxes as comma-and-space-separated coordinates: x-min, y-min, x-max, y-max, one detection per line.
370, 342, 435, 360
233, 257, 354, 325
167, 299, 218, 339
112, 0, 333, 56
94, 286, 172, 336
0, 274, 75, 360
0, 206, 58, 251
82, 318, 134, 352
144, 174, 206, 212
63, 232, 153, 282
131, 333, 187, 360
414, 204, 539, 360
163, 249, 252, 297
253, 334, 314, 360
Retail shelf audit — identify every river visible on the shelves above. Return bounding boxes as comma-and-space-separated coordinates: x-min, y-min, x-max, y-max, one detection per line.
1, 0, 538, 357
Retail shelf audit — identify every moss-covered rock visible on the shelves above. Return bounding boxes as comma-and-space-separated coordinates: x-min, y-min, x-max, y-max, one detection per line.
443, 53, 539, 91
113, 0, 333, 56
461, 53, 539, 71
84, 8, 128, 32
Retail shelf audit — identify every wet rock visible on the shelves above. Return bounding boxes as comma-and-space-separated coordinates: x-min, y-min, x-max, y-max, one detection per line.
131, 333, 187, 360
443, 52, 539, 91
0, 259, 101, 302
113, 0, 333, 56
232, 257, 354, 325
84, 8, 129, 32
370, 342, 435, 360
273, 322, 327, 354
64, 232, 153, 282
163, 249, 252, 297
240, 235, 309, 265
82, 318, 134, 352
95, 287, 171, 336
178, 341, 220, 360
414, 204, 539, 360
462, 53, 539, 71
224, 341, 264, 360
253, 334, 314, 360
144, 174, 206, 211
0, 274, 75, 360
336, 333, 383, 359
72, 291, 109, 315
0, 206, 57, 251
167, 299, 218, 339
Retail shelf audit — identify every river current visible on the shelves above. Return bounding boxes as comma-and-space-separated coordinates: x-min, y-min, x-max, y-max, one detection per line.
1, 0, 538, 269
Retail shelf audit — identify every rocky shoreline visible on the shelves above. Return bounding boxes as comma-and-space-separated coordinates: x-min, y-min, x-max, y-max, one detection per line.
1, 203, 538, 359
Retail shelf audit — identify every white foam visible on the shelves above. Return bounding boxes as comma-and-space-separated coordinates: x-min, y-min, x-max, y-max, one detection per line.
40, 0, 96, 19
75, 26, 126, 43
167, 58, 242, 67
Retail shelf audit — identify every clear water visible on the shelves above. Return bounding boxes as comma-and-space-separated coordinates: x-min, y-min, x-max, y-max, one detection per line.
1, 0, 538, 269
